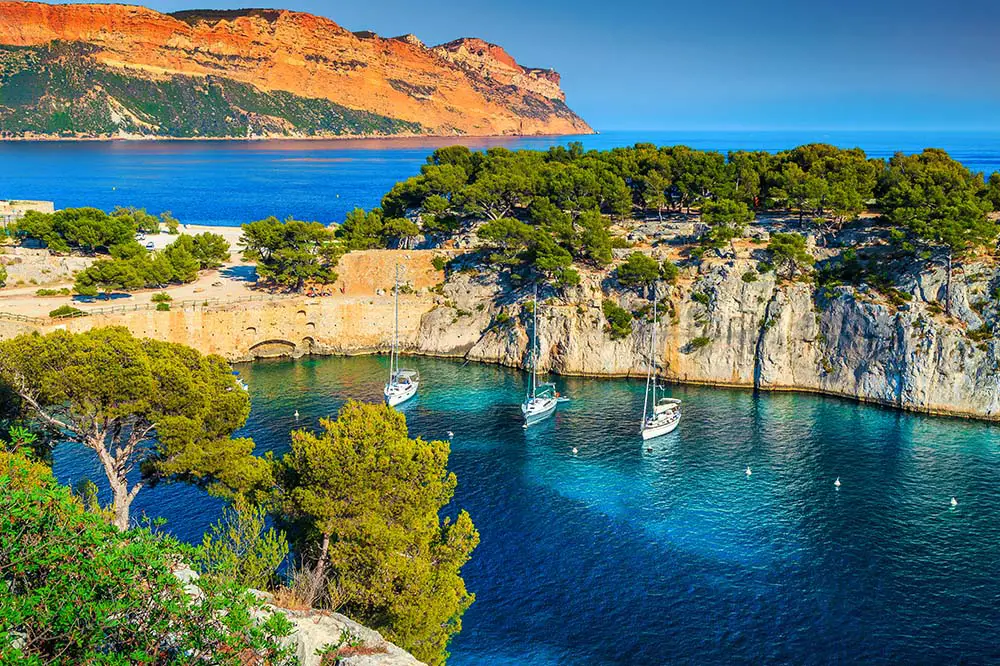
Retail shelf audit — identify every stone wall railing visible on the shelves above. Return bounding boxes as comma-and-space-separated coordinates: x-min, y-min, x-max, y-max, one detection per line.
0, 292, 299, 325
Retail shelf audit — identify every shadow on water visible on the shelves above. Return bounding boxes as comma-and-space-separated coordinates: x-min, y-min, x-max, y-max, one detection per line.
52, 355, 1000, 665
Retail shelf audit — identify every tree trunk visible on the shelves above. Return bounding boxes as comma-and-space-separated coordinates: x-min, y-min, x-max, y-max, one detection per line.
111, 483, 132, 530
307, 532, 331, 605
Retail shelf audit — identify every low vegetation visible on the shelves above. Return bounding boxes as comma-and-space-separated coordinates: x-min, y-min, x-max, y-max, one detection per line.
0, 329, 478, 665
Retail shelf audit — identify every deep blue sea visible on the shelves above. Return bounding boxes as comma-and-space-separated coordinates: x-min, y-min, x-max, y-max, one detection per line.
52, 356, 1000, 665
2, 130, 999, 227
9, 129, 1000, 664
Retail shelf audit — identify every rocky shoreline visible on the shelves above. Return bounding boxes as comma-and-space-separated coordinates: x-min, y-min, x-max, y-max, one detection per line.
6, 242, 996, 423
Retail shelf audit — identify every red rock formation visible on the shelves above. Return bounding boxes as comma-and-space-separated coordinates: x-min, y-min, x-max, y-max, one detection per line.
0, 1, 592, 137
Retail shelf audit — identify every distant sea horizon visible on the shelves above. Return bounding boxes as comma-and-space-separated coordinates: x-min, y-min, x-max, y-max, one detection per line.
2, 129, 998, 227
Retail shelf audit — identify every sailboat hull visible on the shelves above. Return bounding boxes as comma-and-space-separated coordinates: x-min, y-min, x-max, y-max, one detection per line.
521, 397, 557, 425
384, 381, 418, 407
641, 414, 680, 440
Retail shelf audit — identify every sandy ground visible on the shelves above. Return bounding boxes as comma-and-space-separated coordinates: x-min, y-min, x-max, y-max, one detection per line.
0, 224, 256, 317
0, 228, 445, 318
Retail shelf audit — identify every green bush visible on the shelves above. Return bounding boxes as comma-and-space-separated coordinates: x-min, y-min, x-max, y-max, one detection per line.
689, 336, 712, 350
691, 291, 711, 306
661, 260, 680, 285
151, 291, 172, 302
0, 452, 296, 664
196, 497, 288, 590
742, 270, 758, 282
617, 251, 661, 288
602, 299, 633, 340
155, 302, 170, 311
48, 304, 83, 318
431, 254, 449, 271
35, 287, 71, 296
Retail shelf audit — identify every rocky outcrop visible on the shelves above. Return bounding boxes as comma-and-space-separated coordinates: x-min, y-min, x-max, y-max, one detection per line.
433, 38, 565, 101
173, 565, 423, 666
0, 1, 592, 138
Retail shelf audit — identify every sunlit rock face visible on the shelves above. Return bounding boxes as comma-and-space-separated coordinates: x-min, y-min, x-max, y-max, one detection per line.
0, 2, 592, 138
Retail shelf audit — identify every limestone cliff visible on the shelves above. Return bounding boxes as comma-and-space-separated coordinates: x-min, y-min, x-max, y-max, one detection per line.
0, 2, 592, 138
7, 245, 998, 422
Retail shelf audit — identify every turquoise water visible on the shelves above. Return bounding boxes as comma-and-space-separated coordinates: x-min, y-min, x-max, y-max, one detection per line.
15, 129, 1000, 662
52, 355, 1000, 664
2, 130, 999, 227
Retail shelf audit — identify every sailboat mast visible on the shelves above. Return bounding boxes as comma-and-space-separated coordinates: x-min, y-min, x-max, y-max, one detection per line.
651, 287, 657, 406
530, 284, 538, 399
643, 293, 655, 426
391, 264, 399, 381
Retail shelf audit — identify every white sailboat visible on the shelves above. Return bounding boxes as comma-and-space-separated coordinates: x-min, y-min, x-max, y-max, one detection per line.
384, 265, 419, 407
521, 285, 558, 426
641, 290, 680, 440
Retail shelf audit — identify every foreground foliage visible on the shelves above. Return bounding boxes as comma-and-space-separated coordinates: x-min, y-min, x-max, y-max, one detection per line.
0, 451, 296, 665
274, 401, 479, 666
0, 327, 270, 529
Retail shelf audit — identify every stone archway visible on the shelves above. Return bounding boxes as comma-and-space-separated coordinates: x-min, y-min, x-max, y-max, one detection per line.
300, 336, 316, 355
248, 339, 296, 359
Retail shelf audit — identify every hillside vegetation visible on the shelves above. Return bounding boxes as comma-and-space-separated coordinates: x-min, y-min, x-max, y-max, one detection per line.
0, 43, 423, 138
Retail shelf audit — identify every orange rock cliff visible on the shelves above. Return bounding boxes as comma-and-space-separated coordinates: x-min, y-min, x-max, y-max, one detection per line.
0, 1, 593, 137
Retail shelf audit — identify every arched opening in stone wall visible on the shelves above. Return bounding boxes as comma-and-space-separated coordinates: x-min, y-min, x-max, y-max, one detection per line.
305, 321, 316, 331
300, 336, 316, 354
248, 339, 296, 359
245, 326, 257, 335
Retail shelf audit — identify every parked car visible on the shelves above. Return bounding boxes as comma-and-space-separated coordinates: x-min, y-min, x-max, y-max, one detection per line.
145, 241, 155, 250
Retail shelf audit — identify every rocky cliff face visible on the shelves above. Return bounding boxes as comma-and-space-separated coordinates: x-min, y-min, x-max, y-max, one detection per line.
3, 246, 998, 421
438, 257, 1000, 420
0, 2, 592, 138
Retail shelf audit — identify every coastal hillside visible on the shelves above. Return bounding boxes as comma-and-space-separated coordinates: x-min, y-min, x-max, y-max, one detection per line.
3, 143, 1000, 421
0, 2, 592, 139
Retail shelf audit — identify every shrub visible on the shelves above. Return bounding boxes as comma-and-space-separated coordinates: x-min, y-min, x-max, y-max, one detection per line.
660, 260, 680, 285
155, 302, 170, 311
35, 287, 71, 296
742, 270, 758, 282
691, 291, 711, 306
48, 304, 83, 318
0, 452, 296, 664
617, 252, 661, 288
689, 336, 712, 350
151, 291, 173, 302
431, 255, 448, 271
602, 299, 633, 340
197, 497, 289, 590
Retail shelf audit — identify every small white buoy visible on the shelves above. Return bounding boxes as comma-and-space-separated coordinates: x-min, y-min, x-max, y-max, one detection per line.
447, 431, 454, 438
294, 410, 299, 419
572, 447, 578, 455
834, 477, 841, 488
745, 466, 752, 477
951, 497, 958, 507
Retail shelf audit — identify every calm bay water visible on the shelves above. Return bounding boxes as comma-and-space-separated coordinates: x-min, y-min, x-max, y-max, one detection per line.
53, 356, 1000, 664
2, 130, 999, 227
12, 129, 1000, 663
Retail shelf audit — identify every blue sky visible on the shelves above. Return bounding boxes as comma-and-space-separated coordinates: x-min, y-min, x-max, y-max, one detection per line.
65, 0, 1000, 131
